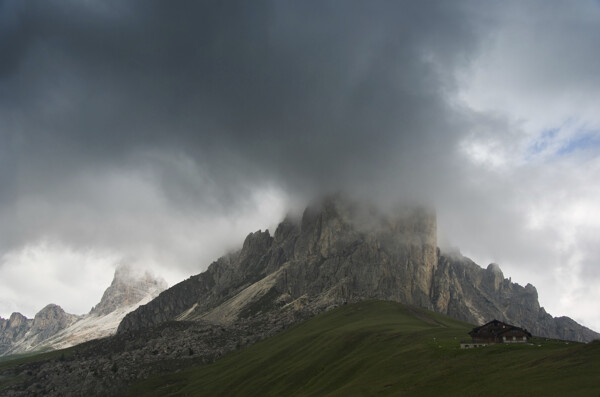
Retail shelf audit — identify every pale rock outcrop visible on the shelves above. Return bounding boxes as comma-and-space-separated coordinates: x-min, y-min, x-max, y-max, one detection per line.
91, 264, 167, 316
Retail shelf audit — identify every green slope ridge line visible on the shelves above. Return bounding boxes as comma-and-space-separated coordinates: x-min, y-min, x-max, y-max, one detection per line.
129, 300, 600, 397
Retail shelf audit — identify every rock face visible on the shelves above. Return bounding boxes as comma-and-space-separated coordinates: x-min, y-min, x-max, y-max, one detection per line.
0, 265, 167, 357
119, 197, 438, 332
119, 196, 600, 342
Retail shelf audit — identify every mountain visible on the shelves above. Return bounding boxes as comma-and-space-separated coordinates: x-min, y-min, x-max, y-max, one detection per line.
2, 197, 599, 396
119, 196, 599, 342
0, 264, 167, 357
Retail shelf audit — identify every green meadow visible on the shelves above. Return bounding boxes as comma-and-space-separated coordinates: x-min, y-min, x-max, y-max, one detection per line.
129, 300, 600, 397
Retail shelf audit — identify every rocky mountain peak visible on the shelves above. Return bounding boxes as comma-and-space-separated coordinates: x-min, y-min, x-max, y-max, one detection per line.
1, 265, 168, 357
239, 230, 273, 260
29, 304, 79, 341
119, 195, 440, 332
525, 283, 537, 295
119, 196, 598, 342
33, 304, 68, 320
0, 313, 32, 353
487, 263, 503, 275
273, 216, 298, 244
7, 312, 28, 328
485, 263, 504, 290
90, 264, 167, 317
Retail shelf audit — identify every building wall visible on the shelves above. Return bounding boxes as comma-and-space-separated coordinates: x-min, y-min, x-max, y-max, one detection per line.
460, 342, 488, 349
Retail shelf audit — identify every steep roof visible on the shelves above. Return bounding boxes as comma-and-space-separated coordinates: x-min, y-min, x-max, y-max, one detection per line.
469, 319, 532, 337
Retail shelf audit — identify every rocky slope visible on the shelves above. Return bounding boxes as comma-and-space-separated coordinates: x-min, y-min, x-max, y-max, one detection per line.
0, 265, 167, 357
119, 196, 599, 342
1, 308, 311, 396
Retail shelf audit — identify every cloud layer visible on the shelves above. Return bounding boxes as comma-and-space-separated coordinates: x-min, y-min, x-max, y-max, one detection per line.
1, 1, 599, 330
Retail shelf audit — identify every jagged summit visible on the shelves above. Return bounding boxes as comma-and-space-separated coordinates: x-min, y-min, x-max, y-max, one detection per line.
0, 313, 32, 354
0, 265, 167, 356
90, 264, 167, 316
2, 312, 29, 327
29, 304, 79, 340
118, 196, 438, 332
119, 196, 599, 342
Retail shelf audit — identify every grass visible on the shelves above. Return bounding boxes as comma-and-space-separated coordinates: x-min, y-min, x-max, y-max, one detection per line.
129, 301, 600, 397
0, 347, 74, 368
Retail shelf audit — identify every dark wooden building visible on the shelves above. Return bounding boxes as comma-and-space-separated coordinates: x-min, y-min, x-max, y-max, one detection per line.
461, 320, 532, 348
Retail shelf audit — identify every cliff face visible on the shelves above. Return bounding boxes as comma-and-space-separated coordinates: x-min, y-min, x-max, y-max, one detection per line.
119, 197, 438, 332
118, 196, 599, 342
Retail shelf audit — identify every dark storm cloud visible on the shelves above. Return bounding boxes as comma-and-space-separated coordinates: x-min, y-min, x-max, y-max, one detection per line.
1, 0, 480, 207
2, 1, 600, 329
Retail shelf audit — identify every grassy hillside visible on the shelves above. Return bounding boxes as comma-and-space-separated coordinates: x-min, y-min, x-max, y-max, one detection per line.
129, 300, 600, 397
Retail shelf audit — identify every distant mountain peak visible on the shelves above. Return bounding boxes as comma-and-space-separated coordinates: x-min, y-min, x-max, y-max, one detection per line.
0, 265, 168, 357
90, 264, 167, 317
7, 312, 28, 327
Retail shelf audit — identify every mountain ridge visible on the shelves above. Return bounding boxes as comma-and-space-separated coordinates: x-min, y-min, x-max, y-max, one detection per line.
0, 264, 167, 356
119, 196, 599, 342
1, 197, 598, 396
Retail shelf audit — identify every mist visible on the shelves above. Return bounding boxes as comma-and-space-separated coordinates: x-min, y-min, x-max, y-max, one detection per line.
1, 0, 599, 331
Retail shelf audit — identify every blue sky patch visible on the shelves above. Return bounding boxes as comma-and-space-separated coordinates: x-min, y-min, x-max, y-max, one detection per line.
528, 128, 558, 156
557, 133, 600, 156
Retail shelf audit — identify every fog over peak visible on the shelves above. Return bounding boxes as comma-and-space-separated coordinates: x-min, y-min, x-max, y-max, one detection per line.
1, 1, 599, 331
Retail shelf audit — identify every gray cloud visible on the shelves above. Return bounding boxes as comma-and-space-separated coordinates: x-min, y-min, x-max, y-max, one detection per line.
1, 1, 600, 330
0, 0, 482, 251
1, 0, 479, 196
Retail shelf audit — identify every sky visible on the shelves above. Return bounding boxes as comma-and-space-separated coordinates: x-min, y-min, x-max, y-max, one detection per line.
1, 1, 599, 331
